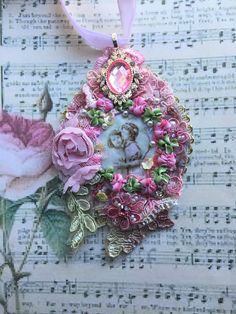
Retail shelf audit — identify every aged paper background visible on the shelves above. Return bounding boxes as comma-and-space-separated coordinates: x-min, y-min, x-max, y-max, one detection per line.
0, 0, 236, 313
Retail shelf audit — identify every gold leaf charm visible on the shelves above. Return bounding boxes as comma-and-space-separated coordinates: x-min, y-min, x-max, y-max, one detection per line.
70, 215, 81, 232
78, 199, 90, 212
71, 229, 84, 249
83, 215, 97, 233
106, 227, 146, 258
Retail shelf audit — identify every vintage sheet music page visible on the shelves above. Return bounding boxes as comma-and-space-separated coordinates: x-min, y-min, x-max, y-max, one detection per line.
0, 0, 236, 313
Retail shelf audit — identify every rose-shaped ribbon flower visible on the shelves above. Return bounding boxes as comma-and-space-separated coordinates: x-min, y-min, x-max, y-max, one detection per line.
52, 127, 94, 172
155, 152, 176, 168
96, 97, 113, 112
140, 177, 157, 194
63, 159, 101, 193
129, 96, 148, 116
111, 173, 126, 192
52, 127, 100, 192
0, 112, 56, 201
154, 119, 172, 140
165, 176, 183, 197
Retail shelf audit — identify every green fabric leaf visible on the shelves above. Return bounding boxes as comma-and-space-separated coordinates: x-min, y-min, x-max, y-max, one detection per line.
151, 109, 162, 123
164, 134, 171, 144
162, 173, 171, 184
166, 146, 173, 153
41, 209, 70, 257
158, 135, 179, 153
124, 178, 141, 193
143, 107, 162, 123
123, 99, 133, 109
91, 117, 99, 126
171, 139, 179, 147
152, 167, 170, 184
100, 168, 114, 181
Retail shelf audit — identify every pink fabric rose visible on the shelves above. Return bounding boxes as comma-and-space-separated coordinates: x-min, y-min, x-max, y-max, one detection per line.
0, 112, 56, 201
52, 127, 94, 172
165, 176, 183, 197
64, 162, 100, 193
96, 97, 113, 112
52, 127, 100, 192
156, 153, 176, 168
140, 178, 157, 194
154, 119, 172, 140
130, 96, 148, 116
111, 173, 125, 192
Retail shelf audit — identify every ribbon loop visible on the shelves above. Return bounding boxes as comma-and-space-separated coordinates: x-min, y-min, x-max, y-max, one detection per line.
60, 0, 136, 50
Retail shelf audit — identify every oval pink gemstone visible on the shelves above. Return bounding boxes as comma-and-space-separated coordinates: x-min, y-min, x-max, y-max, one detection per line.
106, 59, 133, 95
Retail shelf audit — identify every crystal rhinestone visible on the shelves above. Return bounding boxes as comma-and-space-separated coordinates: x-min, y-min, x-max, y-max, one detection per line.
106, 59, 133, 94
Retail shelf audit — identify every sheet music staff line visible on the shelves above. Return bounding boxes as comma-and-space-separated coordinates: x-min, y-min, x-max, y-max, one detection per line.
4, 97, 236, 117
2, 27, 236, 50
13, 205, 236, 224
184, 171, 236, 187
3, 55, 236, 78
9, 246, 236, 270
5, 280, 236, 303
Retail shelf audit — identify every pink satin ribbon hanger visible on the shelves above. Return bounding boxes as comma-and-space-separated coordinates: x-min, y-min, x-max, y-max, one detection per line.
60, 0, 136, 50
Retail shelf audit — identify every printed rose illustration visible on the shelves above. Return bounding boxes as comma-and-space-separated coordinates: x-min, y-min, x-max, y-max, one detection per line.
0, 112, 56, 201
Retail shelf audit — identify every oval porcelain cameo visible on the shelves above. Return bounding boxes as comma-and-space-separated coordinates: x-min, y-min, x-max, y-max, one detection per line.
106, 59, 133, 94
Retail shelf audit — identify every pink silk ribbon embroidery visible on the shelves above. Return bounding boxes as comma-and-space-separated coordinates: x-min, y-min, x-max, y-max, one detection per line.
60, 0, 136, 50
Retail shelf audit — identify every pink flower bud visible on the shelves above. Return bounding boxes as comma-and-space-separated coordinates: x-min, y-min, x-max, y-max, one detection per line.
111, 173, 125, 192
154, 119, 172, 139
140, 177, 157, 194
156, 153, 176, 168
130, 96, 148, 116
96, 97, 113, 112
